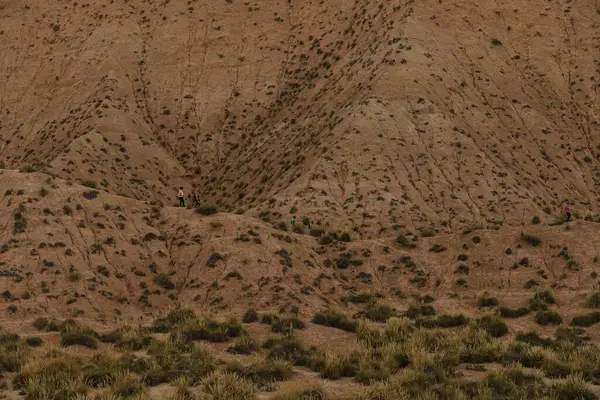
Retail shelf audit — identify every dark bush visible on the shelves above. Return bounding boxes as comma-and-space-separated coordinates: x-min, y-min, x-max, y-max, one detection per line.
477, 296, 499, 308
571, 312, 600, 327
499, 307, 530, 318
312, 311, 357, 332
417, 314, 469, 328
521, 233, 541, 247
196, 204, 218, 216
242, 309, 259, 323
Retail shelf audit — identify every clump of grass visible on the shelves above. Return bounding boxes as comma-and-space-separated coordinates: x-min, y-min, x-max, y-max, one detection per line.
224, 358, 293, 389
535, 311, 562, 326
152, 308, 197, 333
60, 323, 99, 349
33, 317, 49, 330
227, 335, 258, 355
173, 317, 244, 343
202, 371, 255, 400
111, 372, 145, 398
312, 310, 357, 332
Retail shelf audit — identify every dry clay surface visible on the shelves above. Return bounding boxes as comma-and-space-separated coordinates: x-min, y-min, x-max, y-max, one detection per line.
1, 170, 600, 342
0, 0, 598, 239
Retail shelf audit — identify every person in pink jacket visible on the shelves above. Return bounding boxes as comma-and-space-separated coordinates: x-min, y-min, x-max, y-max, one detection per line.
563, 202, 572, 222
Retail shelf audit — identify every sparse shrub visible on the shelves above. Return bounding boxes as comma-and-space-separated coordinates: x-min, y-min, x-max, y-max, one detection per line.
33, 317, 49, 331
272, 317, 305, 333
521, 233, 541, 247
312, 310, 357, 332
535, 311, 562, 326
472, 235, 481, 243
531, 216, 541, 224
429, 244, 447, 252
586, 292, 600, 308
420, 228, 435, 237
396, 234, 416, 248
153, 273, 175, 290
242, 309, 259, 323
196, 204, 218, 216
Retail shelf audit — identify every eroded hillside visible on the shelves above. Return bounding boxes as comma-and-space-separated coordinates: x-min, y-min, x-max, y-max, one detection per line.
1, 0, 598, 237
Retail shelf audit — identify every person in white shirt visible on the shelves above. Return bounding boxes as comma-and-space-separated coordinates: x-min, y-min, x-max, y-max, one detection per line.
178, 187, 185, 207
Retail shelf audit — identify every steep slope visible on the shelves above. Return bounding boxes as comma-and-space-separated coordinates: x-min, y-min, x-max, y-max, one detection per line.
1, 0, 598, 238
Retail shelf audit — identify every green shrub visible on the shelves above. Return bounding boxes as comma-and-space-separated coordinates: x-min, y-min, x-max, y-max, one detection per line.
312, 310, 357, 332
515, 331, 554, 347
531, 216, 541, 224
535, 311, 562, 326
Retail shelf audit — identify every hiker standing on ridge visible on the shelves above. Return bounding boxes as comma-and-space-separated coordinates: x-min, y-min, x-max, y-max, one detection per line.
563, 202, 572, 222
194, 187, 202, 205
177, 187, 185, 208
